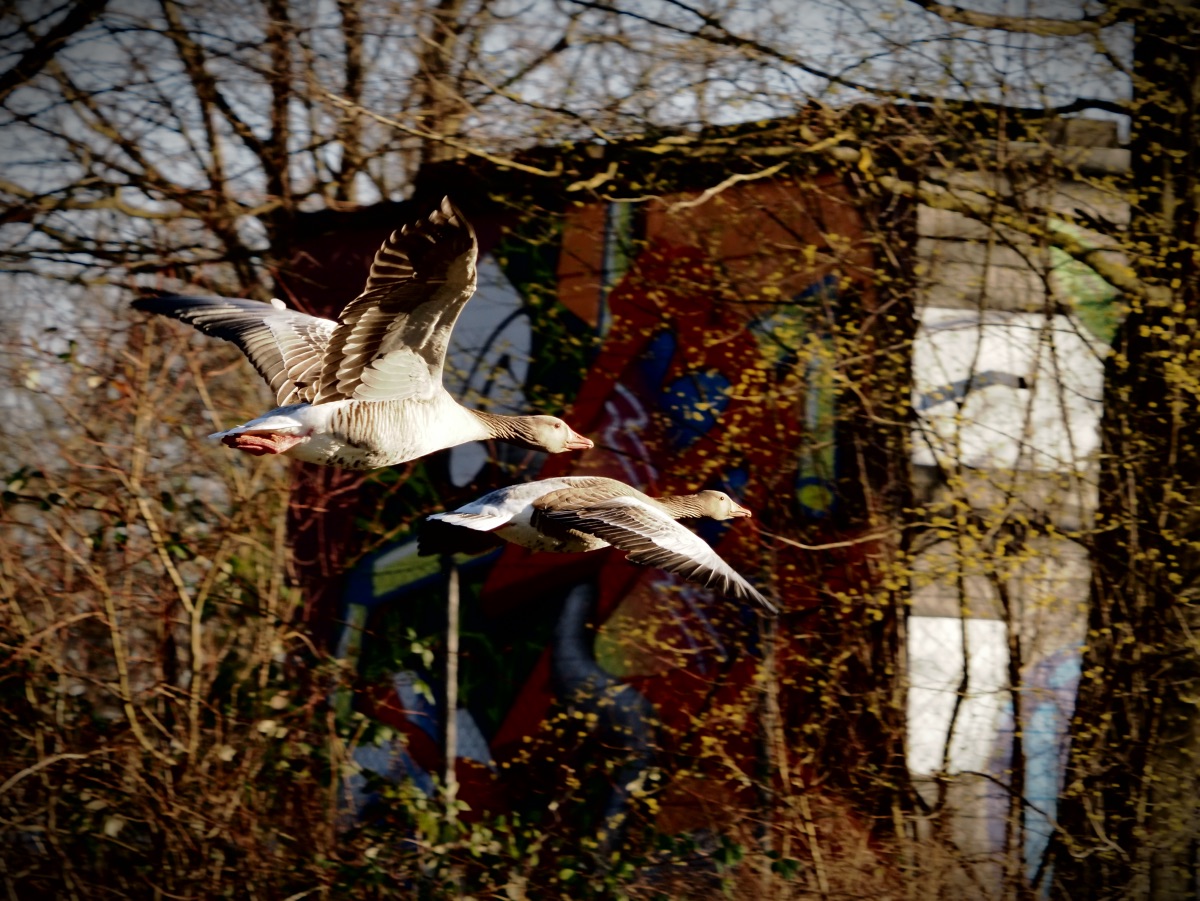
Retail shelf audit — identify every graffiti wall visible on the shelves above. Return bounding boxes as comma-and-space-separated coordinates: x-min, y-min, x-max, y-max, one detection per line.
290, 178, 891, 838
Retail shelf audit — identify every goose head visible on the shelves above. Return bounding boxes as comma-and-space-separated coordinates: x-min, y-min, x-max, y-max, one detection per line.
694, 490, 753, 520
510, 415, 594, 453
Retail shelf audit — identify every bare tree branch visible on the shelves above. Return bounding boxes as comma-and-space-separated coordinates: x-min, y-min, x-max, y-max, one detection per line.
666, 160, 788, 211
565, 0, 1129, 119
323, 89, 563, 177
158, 1, 271, 165
905, 0, 1124, 37
332, 0, 365, 203
0, 0, 110, 104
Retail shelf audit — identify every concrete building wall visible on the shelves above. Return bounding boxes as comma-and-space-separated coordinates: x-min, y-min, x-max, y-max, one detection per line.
906, 119, 1125, 883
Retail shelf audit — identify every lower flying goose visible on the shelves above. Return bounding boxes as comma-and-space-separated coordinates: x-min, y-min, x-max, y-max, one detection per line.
419, 477, 775, 611
132, 198, 592, 470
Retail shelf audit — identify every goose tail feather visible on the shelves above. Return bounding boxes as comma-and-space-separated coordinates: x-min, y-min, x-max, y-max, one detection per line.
418, 516, 505, 557
207, 404, 311, 440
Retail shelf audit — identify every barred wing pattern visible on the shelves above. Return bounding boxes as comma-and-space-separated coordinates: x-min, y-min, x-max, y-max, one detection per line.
130, 295, 333, 406
533, 497, 774, 610
134, 197, 478, 408
312, 197, 478, 405
531, 479, 647, 511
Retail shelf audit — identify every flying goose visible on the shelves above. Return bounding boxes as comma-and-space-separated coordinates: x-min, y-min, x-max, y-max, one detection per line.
419, 477, 776, 611
132, 199, 593, 470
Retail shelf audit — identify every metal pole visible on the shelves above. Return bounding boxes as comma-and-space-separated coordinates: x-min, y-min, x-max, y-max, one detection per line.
443, 556, 459, 825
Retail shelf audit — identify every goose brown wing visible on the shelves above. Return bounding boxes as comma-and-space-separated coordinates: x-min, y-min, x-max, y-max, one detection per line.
529, 478, 644, 511
311, 197, 478, 405
132, 294, 333, 406
533, 497, 775, 611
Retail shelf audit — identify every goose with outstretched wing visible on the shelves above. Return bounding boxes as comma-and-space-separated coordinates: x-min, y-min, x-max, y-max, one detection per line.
420, 476, 776, 611
133, 198, 592, 470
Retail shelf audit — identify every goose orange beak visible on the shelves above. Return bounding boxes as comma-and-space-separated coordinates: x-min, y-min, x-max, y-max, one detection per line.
730, 503, 752, 518
564, 428, 594, 451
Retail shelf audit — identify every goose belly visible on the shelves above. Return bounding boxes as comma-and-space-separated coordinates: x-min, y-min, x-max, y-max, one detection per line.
496, 511, 609, 554
286, 431, 388, 470
285, 399, 472, 470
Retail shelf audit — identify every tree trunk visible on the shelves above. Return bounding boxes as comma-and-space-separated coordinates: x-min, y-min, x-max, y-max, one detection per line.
1053, 5, 1200, 899
413, 0, 474, 166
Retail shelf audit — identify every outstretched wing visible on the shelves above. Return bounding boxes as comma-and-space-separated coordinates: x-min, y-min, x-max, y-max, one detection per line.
312, 197, 478, 405
132, 294, 334, 406
533, 497, 775, 611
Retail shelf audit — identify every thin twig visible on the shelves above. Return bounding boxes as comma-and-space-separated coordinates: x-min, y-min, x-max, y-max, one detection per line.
666, 162, 789, 211
761, 529, 895, 551
323, 91, 563, 178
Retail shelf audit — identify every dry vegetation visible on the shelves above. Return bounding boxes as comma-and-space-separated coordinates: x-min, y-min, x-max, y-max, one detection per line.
3, 1, 1200, 899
